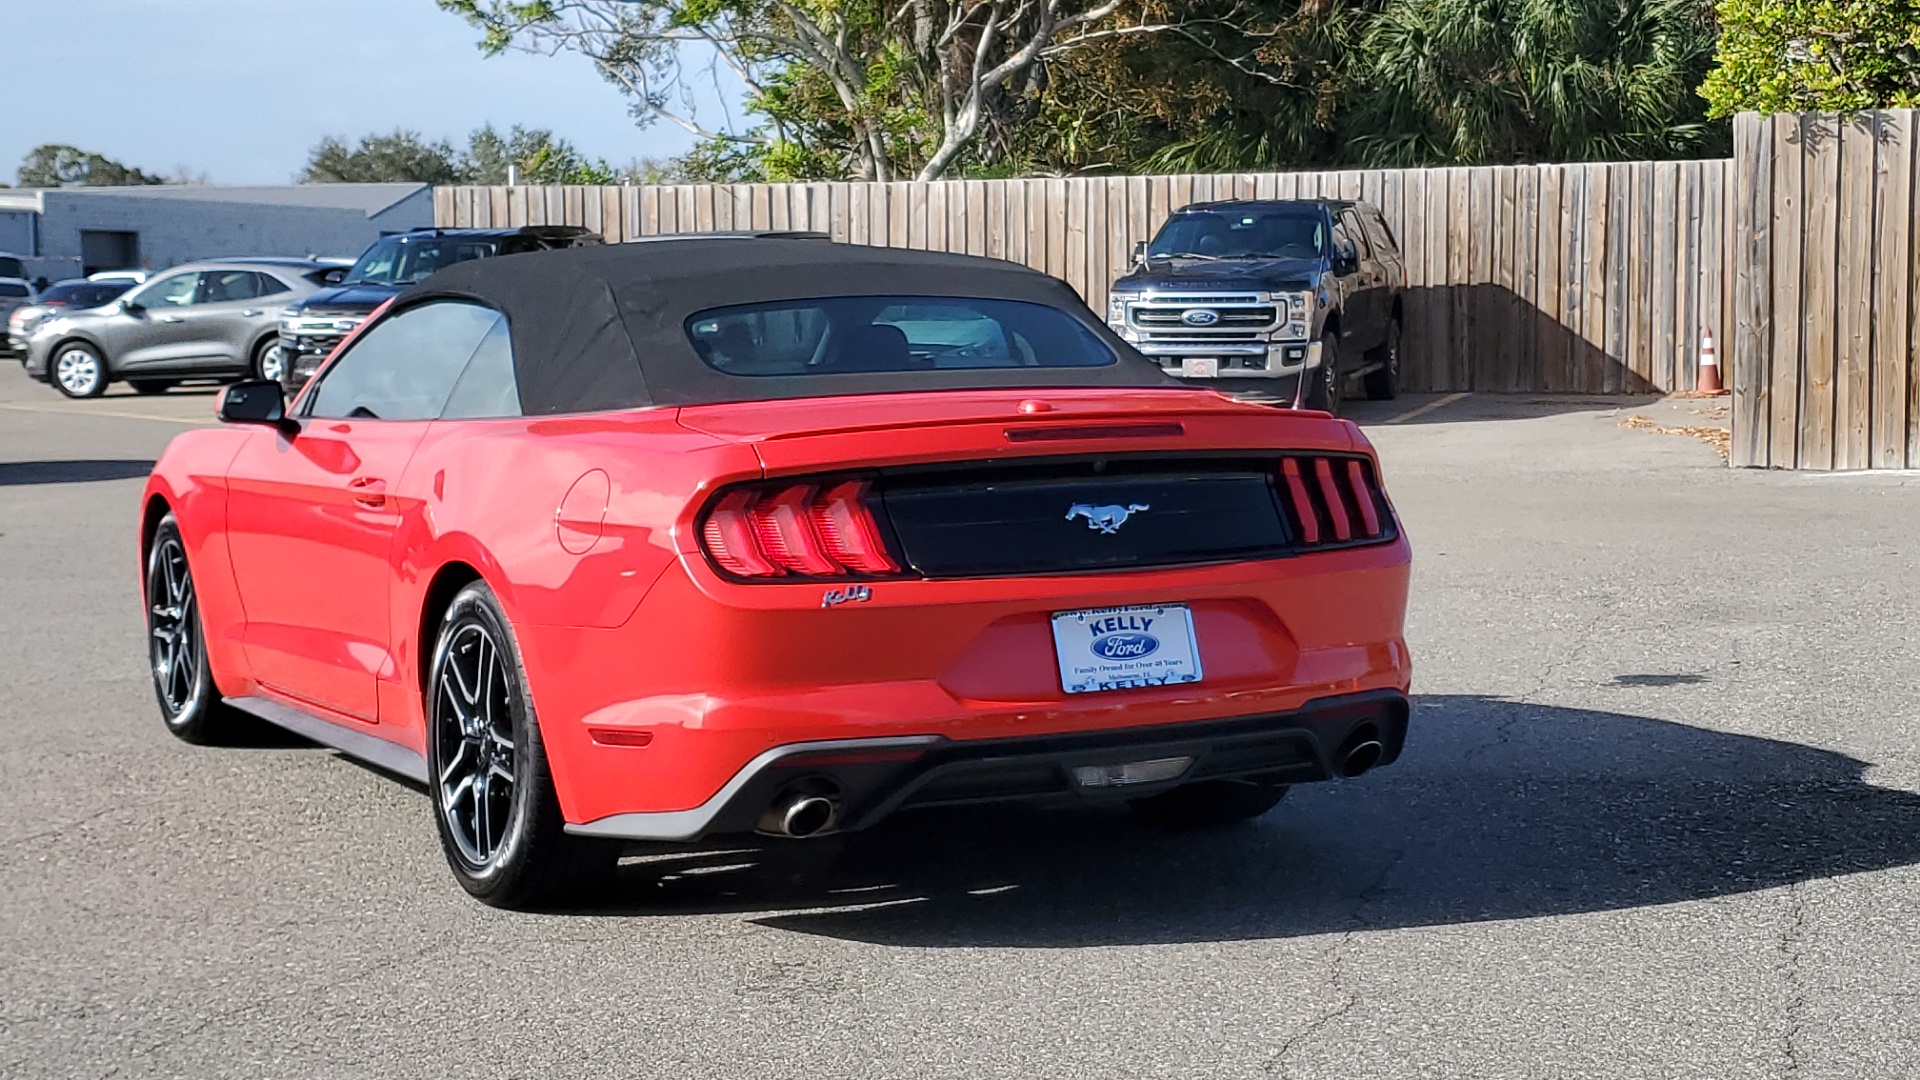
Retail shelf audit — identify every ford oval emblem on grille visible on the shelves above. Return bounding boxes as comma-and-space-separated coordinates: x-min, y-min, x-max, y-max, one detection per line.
1092, 632, 1160, 660
1181, 309, 1219, 326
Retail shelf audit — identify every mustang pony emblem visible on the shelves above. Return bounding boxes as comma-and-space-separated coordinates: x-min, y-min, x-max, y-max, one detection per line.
1066, 503, 1150, 534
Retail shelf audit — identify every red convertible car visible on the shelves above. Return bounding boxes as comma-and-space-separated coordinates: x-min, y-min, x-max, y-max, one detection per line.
141, 237, 1412, 908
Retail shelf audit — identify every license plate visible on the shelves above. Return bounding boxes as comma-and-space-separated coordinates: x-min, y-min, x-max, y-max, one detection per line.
1180, 357, 1220, 378
1051, 604, 1203, 694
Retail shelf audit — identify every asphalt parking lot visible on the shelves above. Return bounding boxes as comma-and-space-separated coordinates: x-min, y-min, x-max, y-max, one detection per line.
3, 364, 1917, 1080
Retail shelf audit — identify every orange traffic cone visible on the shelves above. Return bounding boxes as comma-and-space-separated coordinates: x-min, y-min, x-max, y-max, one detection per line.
1696, 327, 1726, 395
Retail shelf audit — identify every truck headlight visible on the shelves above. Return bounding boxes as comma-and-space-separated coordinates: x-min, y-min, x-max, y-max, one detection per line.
1107, 294, 1127, 326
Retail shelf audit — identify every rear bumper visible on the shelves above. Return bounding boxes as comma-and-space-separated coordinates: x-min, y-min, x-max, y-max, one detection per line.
566, 688, 1409, 841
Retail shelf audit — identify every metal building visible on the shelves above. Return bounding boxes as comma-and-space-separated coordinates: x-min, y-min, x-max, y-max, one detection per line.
0, 183, 433, 284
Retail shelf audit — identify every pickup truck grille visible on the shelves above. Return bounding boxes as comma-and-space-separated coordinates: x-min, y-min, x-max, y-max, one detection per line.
1136, 303, 1274, 328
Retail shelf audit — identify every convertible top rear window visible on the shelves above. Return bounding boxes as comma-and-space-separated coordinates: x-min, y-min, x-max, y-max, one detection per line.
688, 296, 1116, 377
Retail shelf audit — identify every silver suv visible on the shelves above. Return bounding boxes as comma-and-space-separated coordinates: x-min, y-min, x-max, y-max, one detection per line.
21, 258, 345, 398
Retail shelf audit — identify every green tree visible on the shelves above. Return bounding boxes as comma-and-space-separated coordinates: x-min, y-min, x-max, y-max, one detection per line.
462, 124, 619, 184
17, 144, 166, 187
299, 130, 463, 183
1701, 0, 1920, 116
1350, 0, 1725, 166
437, 0, 1191, 182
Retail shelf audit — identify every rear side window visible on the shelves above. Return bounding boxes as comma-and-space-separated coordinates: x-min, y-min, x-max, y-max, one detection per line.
439, 317, 521, 419
1360, 209, 1397, 257
305, 301, 507, 421
0, 283, 28, 298
687, 296, 1115, 376
199, 271, 266, 303
253, 272, 292, 297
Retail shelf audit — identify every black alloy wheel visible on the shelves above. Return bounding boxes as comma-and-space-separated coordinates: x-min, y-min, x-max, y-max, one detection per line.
1365, 318, 1402, 400
146, 514, 236, 743
426, 581, 613, 908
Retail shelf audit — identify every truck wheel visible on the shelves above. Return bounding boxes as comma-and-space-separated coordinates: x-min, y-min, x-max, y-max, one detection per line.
1302, 333, 1340, 414
1365, 319, 1401, 401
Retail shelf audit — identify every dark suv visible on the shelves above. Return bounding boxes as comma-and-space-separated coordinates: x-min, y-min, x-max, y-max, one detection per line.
276, 225, 600, 394
1107, 200, 1404, 412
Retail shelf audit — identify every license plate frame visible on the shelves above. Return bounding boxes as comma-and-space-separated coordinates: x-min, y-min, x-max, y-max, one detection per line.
1051, 603, 1203, 695
1180, 357, 1220, 378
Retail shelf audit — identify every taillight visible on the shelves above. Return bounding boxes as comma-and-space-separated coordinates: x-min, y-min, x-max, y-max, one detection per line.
1276, 455, 1391, 548
700, 480, 903, 580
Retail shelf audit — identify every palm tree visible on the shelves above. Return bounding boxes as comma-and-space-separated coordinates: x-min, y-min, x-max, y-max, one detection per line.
1349, 0, 1725, 166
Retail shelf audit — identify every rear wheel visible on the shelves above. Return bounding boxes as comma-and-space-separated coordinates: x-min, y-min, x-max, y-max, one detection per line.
426, 581, 614, 908
130, 379, 177, 395
1364, 318, 1401, 401
1301, 333, 1340, 414
1129, 780, 1289, 828
53, 343, 108, 398
146, 514, 243, 744
251, 338, 284, 383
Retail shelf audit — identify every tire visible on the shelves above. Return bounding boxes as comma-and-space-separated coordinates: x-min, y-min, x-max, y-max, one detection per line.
130, 379, 177, 395
1364, 318, 1402, 401
426, 581, 615, 908
52, 342, 108, 398
251, 338, 285, 383
146, 514, 244, 744
1301, 332, 1340, 414
1129, 780, 1290, 828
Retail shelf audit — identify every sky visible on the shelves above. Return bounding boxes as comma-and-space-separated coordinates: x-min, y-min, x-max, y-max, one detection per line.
0, 0, 746, 185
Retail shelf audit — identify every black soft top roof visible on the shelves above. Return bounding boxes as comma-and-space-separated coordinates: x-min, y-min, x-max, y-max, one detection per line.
405, 238, 1181, 414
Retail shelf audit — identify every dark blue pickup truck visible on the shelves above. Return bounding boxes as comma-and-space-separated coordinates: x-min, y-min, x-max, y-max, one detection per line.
1106, 199, 1405, 413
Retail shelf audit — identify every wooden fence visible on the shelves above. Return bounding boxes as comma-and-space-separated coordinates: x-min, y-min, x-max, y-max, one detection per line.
436, 160, 1732, 395
1731, 110, 1920, 470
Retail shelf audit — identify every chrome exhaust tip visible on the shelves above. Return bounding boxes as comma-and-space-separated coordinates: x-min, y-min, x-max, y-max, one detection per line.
1335, 726, 1385, 779
765, 792, 839, 838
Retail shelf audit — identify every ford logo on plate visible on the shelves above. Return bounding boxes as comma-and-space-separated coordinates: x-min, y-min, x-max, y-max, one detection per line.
1181, 309, 1219, 326
1092, 632, 1160, 660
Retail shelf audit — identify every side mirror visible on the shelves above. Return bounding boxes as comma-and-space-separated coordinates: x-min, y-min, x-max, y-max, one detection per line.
217, 379, 293, 431
1132, 240, 1148, 268
1333, 251, 1360, 276
119, 299, 145, 315
322, 267, 347, 285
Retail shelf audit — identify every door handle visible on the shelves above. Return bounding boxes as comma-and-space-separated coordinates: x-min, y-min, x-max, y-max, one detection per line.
347, 476, 387, 507
241, 309, 261, 317
158, 315, 184, 323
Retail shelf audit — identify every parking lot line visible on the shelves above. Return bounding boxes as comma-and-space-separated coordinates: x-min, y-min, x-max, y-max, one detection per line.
1383, 392, 1470, 425
0, 401, 209, 426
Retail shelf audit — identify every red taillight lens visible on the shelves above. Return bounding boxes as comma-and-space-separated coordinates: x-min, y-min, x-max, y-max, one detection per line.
702, 490, 780, 577
809, 481, 897, 574
1277, 455, 1390, 547
700, 480, 902, 580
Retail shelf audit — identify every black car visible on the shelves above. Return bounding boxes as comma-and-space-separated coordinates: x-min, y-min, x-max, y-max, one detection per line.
276, 226, 600, 394
1107, 200, 1404, 412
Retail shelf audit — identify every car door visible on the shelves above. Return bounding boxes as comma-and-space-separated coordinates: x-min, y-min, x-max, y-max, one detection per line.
175, 269, 279, 372
223, 300, 504, 721
110, 270, 204, 370
1357, 206, 1404, 330
1333, 207, 1384, 353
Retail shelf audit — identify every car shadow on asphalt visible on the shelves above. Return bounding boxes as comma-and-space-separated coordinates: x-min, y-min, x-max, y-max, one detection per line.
0, 459, 155, 486
557, 694, 1920, 944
